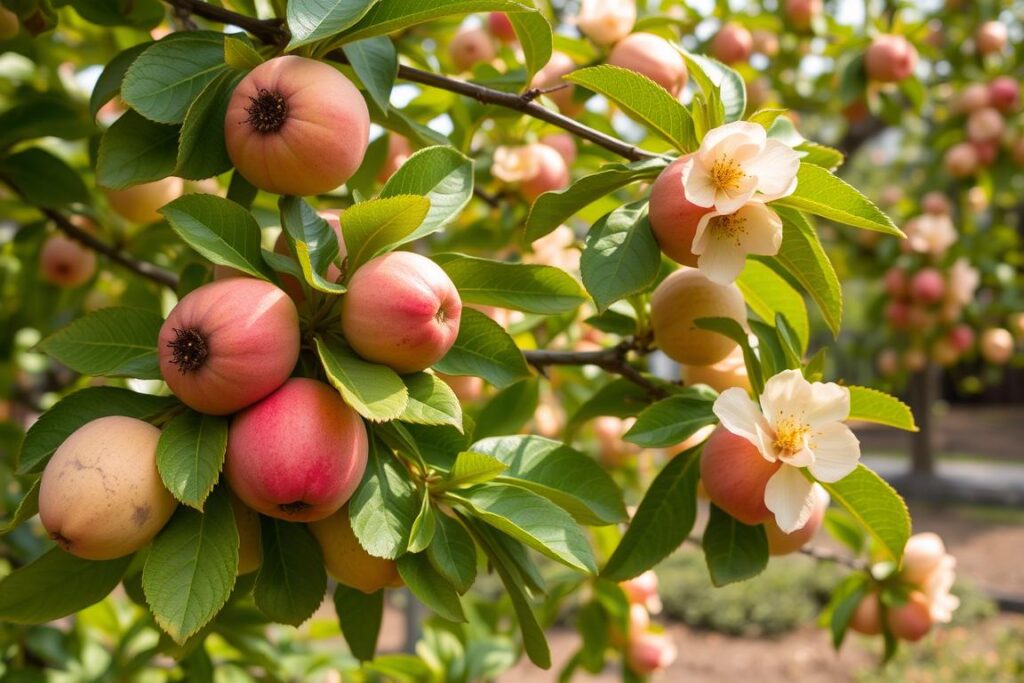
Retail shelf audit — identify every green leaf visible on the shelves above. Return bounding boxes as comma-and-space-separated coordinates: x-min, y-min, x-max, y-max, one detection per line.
581, 201, 661, 312
434, 253, 586, 315
18, 387, 176, 473
400, 372, 463, 430
774, 163, 902, 236
143, 487, 237, 643
828, 574, 870, 649
176, 71, 240, 180
341, 0, 537, 42
736, 259, 809, 354
254, 518, 327, 625
623, 394, 717, 448
341, 35, 396, 113
407, 494, 436, 553
471, 435, 626, 526
814, 464, 911, 564
433, 308, 530, 389
427, 513, 477, 593
771, 206, 843, 337
460, 484, 596, 574
379, 146, 473, 243
224, 34, 264, 70
342, 195, 431, 272
702, 504, 769, 586
448, 451, 508, 487
681, 52, 746, 123
162, 194, 272, 279
156, 410, 229, 510
315, 336, 409, 422
601, 447, 700, 581
0, 147, 90, 209
287, 0, 379, 49
278, 195, 347, 294
334, 585, 383, 661
0, 97, 94, 151
525, 158, 666, 242
797, 141, 844, 172
96, 109, 179, 190
90, 42, 153, 119
0, 548, 131, 623
566, 65, 695, 150
472, 378, 538, 440
0, 480, 40, 536
470, 519, 551, 668
508, 6, 552, 84
397, 552, 465, 622
37, 307, 163, 379
122, 31, 229, 125
693, 317, 764, 395
350, 440, 418, 559
848, 386, 918, 431
70, 0, 164, 27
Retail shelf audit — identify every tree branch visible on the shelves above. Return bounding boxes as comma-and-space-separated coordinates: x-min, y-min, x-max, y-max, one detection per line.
159, 0, 657, 162
41, 209, 181, 290
524, 340, 668, 399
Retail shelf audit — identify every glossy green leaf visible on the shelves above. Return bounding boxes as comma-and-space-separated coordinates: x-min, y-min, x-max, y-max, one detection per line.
96, 109, 179, 190
156, 410, 229, 510
38, 307, 163, 380
433, 308, 530, 389
162, 194, 272, 280
848, 386, 918, 431
254, 518, 326, 625
315, 336, 409, 422
775, 163, 903, 236
434, 253, 586, 315
397, 552, 466, 622
350, 441, 418, 559
287, 0, 379, 49
702, 504, 769, 586
623, 394, 717, 448
379, 146, 474, 243
814, 465, 911, 564
581, 201, 661, 312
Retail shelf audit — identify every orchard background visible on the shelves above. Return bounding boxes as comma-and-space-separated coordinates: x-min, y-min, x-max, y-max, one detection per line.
1, 0, 1023, 680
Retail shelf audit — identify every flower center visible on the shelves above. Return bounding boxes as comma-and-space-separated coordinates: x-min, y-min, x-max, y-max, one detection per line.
710, 155, 746, 191
245, 88, 288, 134
773, 416, 811, 457
167, 327, 209, 374
707, 213, 748, 246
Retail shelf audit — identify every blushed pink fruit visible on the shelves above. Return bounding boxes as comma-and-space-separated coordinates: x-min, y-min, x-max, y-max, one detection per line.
341, 251, 462, 374
40, 234, 96, 287
884, 267, 908, 299
980, 327, 1014, 364
972, 140, 998, 166
921, 191, 950, 215
911, 268, 945, 304
988, 76, 1019, 112
607, 32, 688, 97
376, 134, 413, 183
966, 107, 1004, 143
786, 0, 821, 30
887, 592, 933, 642
955, 83, 990, 114
948, 324, 975, 353
681, 346, 751, 393
944, 142, 979, 178
520, 143, 571, 202
225, 56, 369, 196
651, 268, 746, 365
865, 34, 918, 83
850, 592, 882, 635
39, 416, 176, 560
540, 133, 577, 166
648, 155, 714, 268
449, 27, 496, 72
627, 630, 677, 674
886, 301, 910, 329
700, 426, 779, 525
975, 21, 1007, 56
225, 378, 368, 522
488, 12, 516, 43
159, 278, 300, 415
752, 30, 779, 57
104, 177, 183, 224
532, 52, 582, 115
711, 23, 753, 65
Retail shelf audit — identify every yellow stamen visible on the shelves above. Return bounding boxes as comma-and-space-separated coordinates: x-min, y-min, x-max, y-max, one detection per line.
710, 155, 745, 191
708, 213, 748, 247
773, 415, 811, 457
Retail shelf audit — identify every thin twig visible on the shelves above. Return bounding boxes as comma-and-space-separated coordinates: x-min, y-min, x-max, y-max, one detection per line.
41, 209, 180, 290
686, 535, 866, 570
524, 340, 668, 399
159, 0, 657, 162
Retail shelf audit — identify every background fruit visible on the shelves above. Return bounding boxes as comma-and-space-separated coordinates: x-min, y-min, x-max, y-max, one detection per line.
341, 251, 462, 374
103, 178, 183, 224
887, 592, 933, 642
224, 56, 369, 196
158, 278, 300, 415
711, 23, 753, 64
651, 269, 746, 365
865, 34, 918, 83
449, 27, 496, 72
520, 143, 571, 202
229, 490, 263, 575
308, 505, 403, 593
40, 234, 96, 287
226, 378, 368, 522
607, 32, 688, 96
39, 416, 176, 560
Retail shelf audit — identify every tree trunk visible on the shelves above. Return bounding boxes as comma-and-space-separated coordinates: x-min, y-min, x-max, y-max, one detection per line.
908, 364, 939, 479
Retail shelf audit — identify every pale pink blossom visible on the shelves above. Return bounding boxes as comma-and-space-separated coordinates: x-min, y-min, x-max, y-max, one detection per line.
491, 145, 540, 183
691, 200, 783, 284
903, 213, 957, 256
627, 630, 677, 674
713, 369, 860, 533
901, 533, 959, 623
575, 0, 636, 45
679, 121, 800, 214
946, 257, 980, 307
621, 570, 663, 614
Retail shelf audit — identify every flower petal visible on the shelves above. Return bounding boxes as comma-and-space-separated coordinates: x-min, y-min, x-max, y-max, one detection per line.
808, 422, 861, 482
678, 157, 717, 208
715, 174, 758, 213
745, 139, 800, 200
804, 381, 850, 427
764, 465, 816, 533
701, 121, 766, 159
758, 369, 811, 424
697, 232, 749, 284
713, 388, 766, 448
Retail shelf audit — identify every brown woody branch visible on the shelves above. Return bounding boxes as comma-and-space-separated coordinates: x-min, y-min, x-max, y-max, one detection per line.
41, 208, 181, 290
160, 0, 657, 162
523, 339, 668, 399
